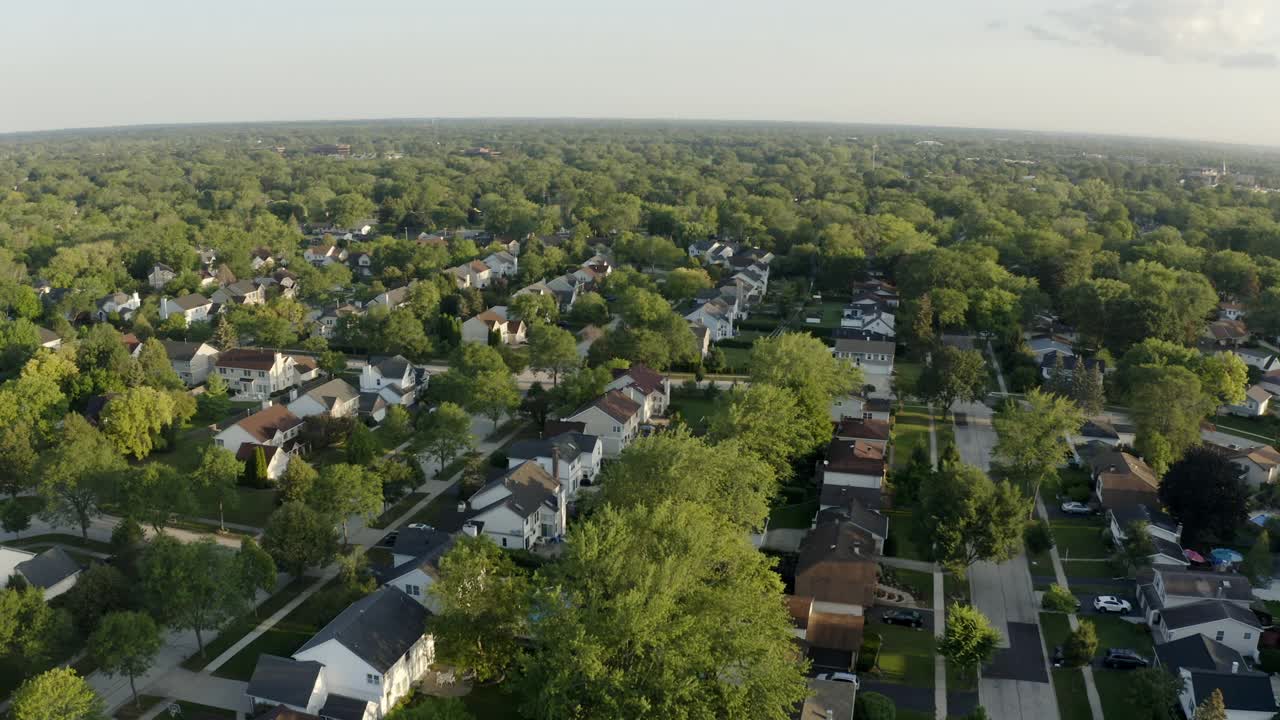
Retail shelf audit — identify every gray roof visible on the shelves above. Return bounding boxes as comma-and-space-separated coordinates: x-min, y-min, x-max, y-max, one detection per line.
470, 461, 560, 520
296, 586, 429, 673
1150, 535, 1186, 562
300, 378, 359, 409
171, 292, 211, 310
834, 338, 895, 355
245, 654, 323, 707
1159, 600, 1261, 630
375, 355, 411, 379
390, 526, 454, 563
15, 547, 80, 588
816, 497, 889, 539
506, 432, 599, 463
1155, 634, 1247, 676
318, 694, 372, 720
160, 340, 209, 362
1187, 669, 1277, 712
1154, 568, 1253, 602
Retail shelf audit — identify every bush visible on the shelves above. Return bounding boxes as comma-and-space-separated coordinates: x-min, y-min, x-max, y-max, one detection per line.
1024, 521, 1055, 555
856, 633, 882, 673
1068, 484, 1091, 503
488, 451, 508, 468
1042, 584, 1079, 612
855, 692, 896, 720
1064, 619, 1098, 667
1259, 648, 1280, 673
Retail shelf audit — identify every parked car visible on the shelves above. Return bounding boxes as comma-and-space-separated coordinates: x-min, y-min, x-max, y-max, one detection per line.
1103, 649, 1148, 669
1093, 596, 1132, 614
816, 672, 860, 686
1060, 501, 1092, 515
882, 609, 925, 629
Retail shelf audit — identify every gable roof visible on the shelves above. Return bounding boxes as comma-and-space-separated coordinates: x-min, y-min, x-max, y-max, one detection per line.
1207, 319, 1249, 341
171, 292, 212, 310
15, 547, 80, 588
374, 355, 412, 379
1156, 634, 1247, 676
1110, 504, 1179, 535
819, 484, 884, 511
1040, 351, 1105, 374
298, 378, 359, 410
245, 654, 323, 708
823, 439, 887, 476
571, 390, 642, 424
383, 533, 457, 583
1231, 445, 1280, 470
296, 586, 429, 673
796, 521, 880, 607
507, 432, 599, 463
1155, 568, 1253, 602
216, 348, 281, 371
390, 526, 454, 561
318, 695, 373, 720
160, 340, 212, 362
833, 418, 891, 443
1091, 450, 1158, 493
1186, 669, 1277, 712
806, 612, 866, 652
611, 364, 665, 395
816, 498, 889, 540
1159, 599, 1261, 630
470, 461, 561, 520
235, 405, 304, 444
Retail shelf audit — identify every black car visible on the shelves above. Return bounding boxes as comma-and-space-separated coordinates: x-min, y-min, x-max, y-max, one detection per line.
1102, 649, 1149, 669
882, 609, 925, 629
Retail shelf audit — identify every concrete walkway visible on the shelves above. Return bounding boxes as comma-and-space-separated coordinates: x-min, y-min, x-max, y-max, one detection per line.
934, 567, 947, 720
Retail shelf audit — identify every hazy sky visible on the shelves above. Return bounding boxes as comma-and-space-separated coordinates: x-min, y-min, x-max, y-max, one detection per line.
3, 0, 1278, 145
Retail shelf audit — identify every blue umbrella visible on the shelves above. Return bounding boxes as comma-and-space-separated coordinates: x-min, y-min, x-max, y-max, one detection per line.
1210, 548, 1244, 564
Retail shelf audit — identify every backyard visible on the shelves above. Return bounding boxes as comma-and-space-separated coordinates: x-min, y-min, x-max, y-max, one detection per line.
214, 580, 363, 681
668, 390, 722, 435
767, 499, 818, 530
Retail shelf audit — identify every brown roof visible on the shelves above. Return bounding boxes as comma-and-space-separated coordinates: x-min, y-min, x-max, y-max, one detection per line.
1207, 319, 1249, 341
1233, 445, 1280, 469
121, 333, 141, 353
612, 364, 665, 395
468, 260, 490, 273
833, 418, 891, 442
216, 348, 280, 371
806, 612, 866, 652
235, 405, 303, 444
796, 521, 880, 607
291, 355, 318, 370
576, 390, 642, 423
823, 439, 887, 476
1091, 450, 1158, 493
786, 595, 813, 629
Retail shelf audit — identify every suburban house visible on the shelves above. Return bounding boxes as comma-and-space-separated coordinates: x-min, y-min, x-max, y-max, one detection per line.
160, 340, 219, 386
367, 285, 410, 311
545, 274, 582, 309
830, 395, 892, 423
94, 291, 141, 322
483, 251, 518, 278
214, 404, 304, 458
605, 364, 670, 423
1090, 449, 1159, 511
1224, 385, 1273, 418
819, 439, 888, 491
1136, 567, 1253, 626
287, 378, 360, 419
1025, 334, 1075, 362
349, 252, 373, 277
462, 461, 567, 550
249, 249, 276, 271
1154, 600, 1262, 660
381, 526, 455, 612
460, 306, 527, 346
215, 349, 305, 399
850, 279, 898, 307
1040, 351, 1105, 381
815, 499, 889, 554
1107, 505, 1187, 567
303, 244, 348, 266
800, 678, 856, 720
684, 300, 734, 341
832, 338, 895, 370
246, 586, 432, 719
506, 431, 603, 497
313, 304, 363, 340
0, 546, 81, 600
359, 355, 420, 407
1219, 301, 1247, 322
1074, 419, 1136, 447
446, 260, 493, 289
200, 263, 238, 288
1175, 667, 1277, 720
1229, 445, 1280, 488
1205, 319, 1250, 347
148, 263, 177, 289
159, 293, 215, 324
1232, 348, 1278, 373
211, 279, 266, 307
688, 321, 712, 357
796, 516, 880, 614
37, 327, 61, 350
832, 418, 891, 447
695, 287, 742, 323
562, 390, 643, 458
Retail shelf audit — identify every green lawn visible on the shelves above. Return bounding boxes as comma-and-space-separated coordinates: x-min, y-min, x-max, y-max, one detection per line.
1051, 519, 1110, 560
882, 567, 934, 608
1212, 414, 1280, 442
1051, 668, 1092, 720
370, 492, 428, 529
194, 487, 280, 528
411, 492, 463, 526
868, 624, 936, 687
885, 510, 927, 562
1095, 668, 1142, 720
893, 408, 932, 468
214, 580, 361, 680
894, 361, 924, 399
668, 392, 722, 435
463, 684, 528, 719
11, 533, 114, 554
181, 577, 313, 671
1089, 615, 1152, 656
1061, 559, 1122, 579
717, 345, 752, 373
1040, 612, 1071, 649
768, 500, 818, 530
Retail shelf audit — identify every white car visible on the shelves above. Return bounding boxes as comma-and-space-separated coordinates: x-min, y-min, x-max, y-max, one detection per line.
816, 672, 860, 687
1093, 596, 1132, 614
406, 523, 433, 531
1060, 501, 1092, 515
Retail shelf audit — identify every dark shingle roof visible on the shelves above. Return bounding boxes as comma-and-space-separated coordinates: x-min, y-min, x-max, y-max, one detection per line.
245, 654, 323, 708
390, 526, 454, 563
1110, 504, 1178, 535
507, 432, 598, 463
1155, 634, 1247, 676
159, 340, 208, 362
1159, 600, 1261, 630
318, 694, 372, 720
15, 547, 80, 588
469, 461, 560, 520
815, 498, 889, 540
1188, 669, 1277, 712
1156, 569, 1253, 602
296, 586, 429, 673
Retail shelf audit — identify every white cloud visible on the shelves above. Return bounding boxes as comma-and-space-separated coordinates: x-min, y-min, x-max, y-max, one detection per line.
1031, 0, 1279, 68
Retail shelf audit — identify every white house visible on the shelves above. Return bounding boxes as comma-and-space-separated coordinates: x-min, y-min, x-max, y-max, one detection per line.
684, 300, 734, 341
359, 356, 420, 407
159, 293, 215, 324
349, 252, 373, 278
214, 349, 304, 399
287, 378, 360, 419
1155, 600, 1262, 660
840, 309, 895, 337
382, 526, 455, 612
303, 244, 348, 267
1137, 568, 1253, 626
819, 438, 888, 491
148, 263, 177, 290
367, 285, 411, 311
506, 431, 602, 497
37, 327, 61, 350
832, 339, 895, 370
1108, 505, 1187, 567
1228, 445, 1280, 488
1176, 667, 1277, 720
214, 404, 304, 458
545, 274, 582, 309
463, 461, 567, 550
461, 307, 527, 346
0, 546, 81, 600
313, 304, 363, 340
1224, 385, 1273, 418
160, 340, 219, 387
446, 261, 493, 289
562, 390, 643, 458
247, 586, 432, 719
1219, 301, 1248, 322
95, 291, 141, 322
605, 364, 670, 423
483, 251, 518, 278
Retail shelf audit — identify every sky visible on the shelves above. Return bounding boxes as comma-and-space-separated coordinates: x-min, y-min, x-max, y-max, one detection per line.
2, 0, 1278, 146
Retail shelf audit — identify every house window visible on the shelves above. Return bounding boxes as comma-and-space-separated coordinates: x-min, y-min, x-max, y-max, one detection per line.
1245, 632, 1253, 640
863, 412, 873, 420
614, 425, 621, 433
1215, 631, 1225, 641
366, 673, 380, 685
501, 538, 507, 548
215, 439, 224, 447
257, 371, 265, 378
219, 367, 227, 375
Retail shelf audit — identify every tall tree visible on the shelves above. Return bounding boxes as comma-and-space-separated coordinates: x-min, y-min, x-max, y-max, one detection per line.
527, 323, 579, 386
2, 499, 31, 539
418, 401, 475, 475
278, 455, 318, 504
100, 386, 176, 460
195, 444, 241, 531
1114, 521, 1156, 575
124, 463, 195, 533
517, 501, 808, 720
1241, 530, 1272, 586
749, 332, 861, 451
262, 502, 338, 579
309, 463, 383, 544
1193, 689, 1227, 720
346, 421, 378, 466
9, 668, 104, 720
197, 373, 231, 419
992, 389, 1083, 505
140, 537, 245, 657
1128, 667, 1184, 720
38, 414, 126, 540
0, 422, 38, 498
1158, 447, 1249, 546
914, 462, 1027, 575
1071, 362, 1106, 416
89, 611, 162, 708
467, 370, 519, 432
237, 537, 278, 616
430, 536, 531, 682
708, 384, 810, 479
919, 346, 987, 417
937, 604, 1002, 682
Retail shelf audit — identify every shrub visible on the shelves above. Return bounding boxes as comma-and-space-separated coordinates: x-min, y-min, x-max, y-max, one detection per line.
1064, 619, 1098, 667
1024, 521, 1055, 555
1259, 648, 1280, 673
1068, 484, 1091, 503
855, 692, 896, 720
1042, 584, 1079, 612
856, 633, 882, 673
488, 451, 508, 468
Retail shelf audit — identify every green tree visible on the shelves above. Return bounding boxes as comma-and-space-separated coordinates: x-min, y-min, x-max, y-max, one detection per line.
1115, 521, 1156, 575
1242, 530, 1272, 585
1041, 584, 1078, 612
9, 668, 104, 720
140, 537, 245, 657
124, 463, 195, 534
569, 291, 609, 326
919, 346, 987, 417
346, 421, 378, 466
109, 516, 146, 578
430, 536, 531, 682
1, 499, 31, 539
509, 292, 560, 326
1159, 447, 1250, 545
1071, 362, 1106, 416
938, 604, 1002, 681
992, 389, 1083, 505
278, 456, 318, 504
708, 384, 809, 479
237, 537, 278, 616
135, 338, 183, 390
1129, 666, 1185, 720
914, 462, 1027, 575
517, 501, 808, 720
1023, 520, 1054, 556
89, 611, 161, 708
468, 369, 519, 432
527, 323, 579, 386
100, 386, 176, 459
0, 422, 38, 498
262, 502, 338, 579
382, 405, 411, 445
1064, 619, 1098, 667
318, 349, 347, 376
661, 267, 712, 302
0, 584, 75, 666
419, 402, 474, 475
855, 692, 896, 720
1193, 688, 1227, 720
62, 563, 134, 636
195, 444, 241, 531
749, 332, 861, 452
38, 414, 126, 540
197, 373, 231, 420
309, 463, 383, 544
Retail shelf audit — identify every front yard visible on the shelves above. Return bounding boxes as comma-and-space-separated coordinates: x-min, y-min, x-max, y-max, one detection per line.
885, 510, 927, 562
1051, 517, 1110, 560
866, 623, 936, 687
214, 579, 362, 681
893, 408, 932, 468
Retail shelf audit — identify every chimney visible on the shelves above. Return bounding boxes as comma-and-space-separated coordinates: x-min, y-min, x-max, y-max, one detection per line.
552, 446, 561, 482
462, 523, 478, 538
1232, 661, 1240, 674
